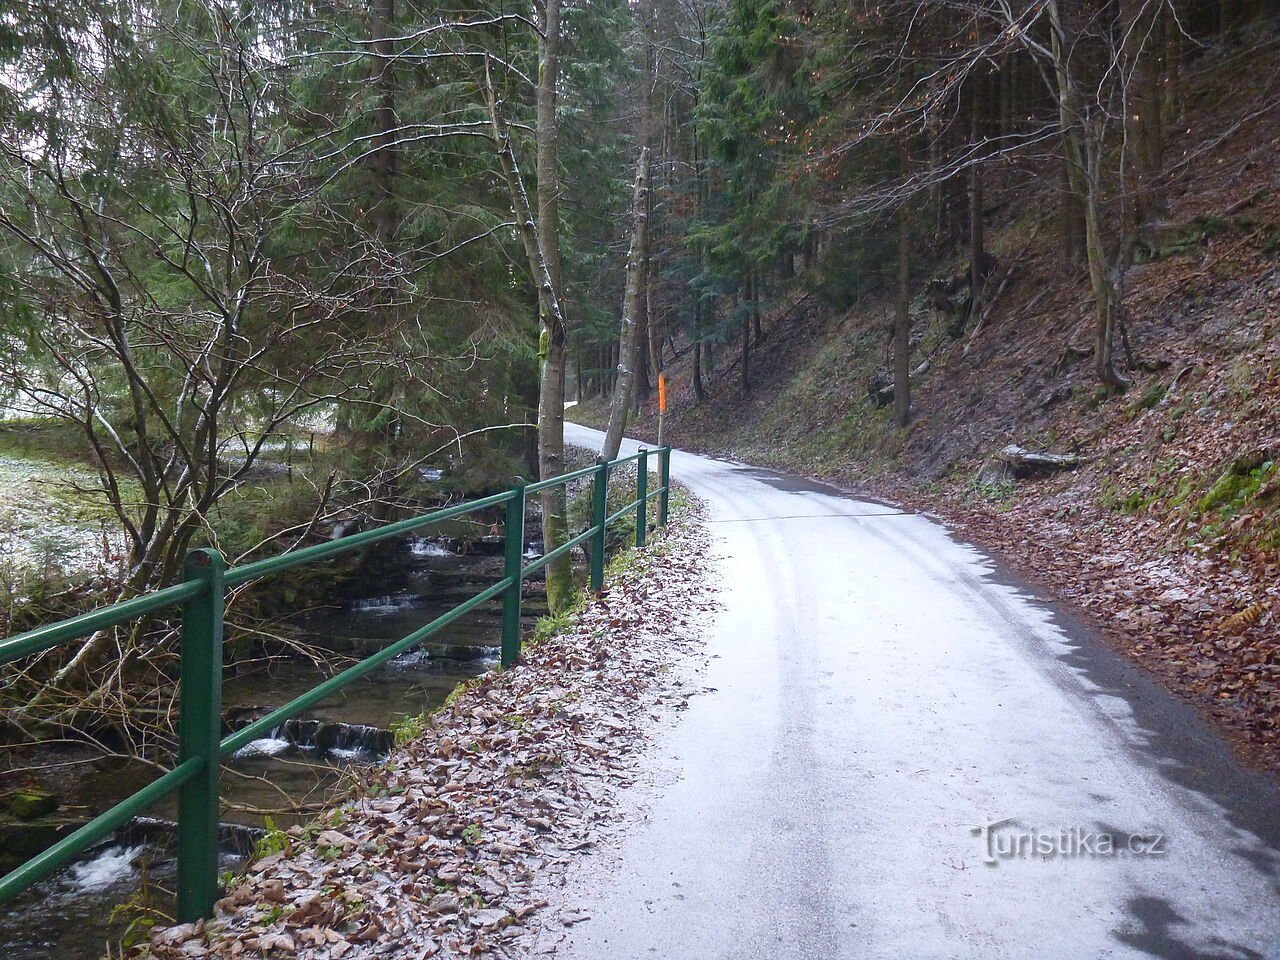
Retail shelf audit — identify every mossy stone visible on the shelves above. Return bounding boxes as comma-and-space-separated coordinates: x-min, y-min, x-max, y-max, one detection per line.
6, 788, 58, 820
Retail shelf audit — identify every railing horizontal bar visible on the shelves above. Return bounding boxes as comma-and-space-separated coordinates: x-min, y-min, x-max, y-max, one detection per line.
0, 581, 205, 665
220, 576, 514, 756
608, 447, 669, 469
0, 757, 203, 907
520, 524, 600, 579
524, 463, 600, 494
606, 498, 644, 528
0, 446, 684, 916
226, 489, 518, 587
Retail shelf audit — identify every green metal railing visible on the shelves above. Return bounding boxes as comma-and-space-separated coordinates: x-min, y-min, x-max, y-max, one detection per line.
0, 445, 672, 921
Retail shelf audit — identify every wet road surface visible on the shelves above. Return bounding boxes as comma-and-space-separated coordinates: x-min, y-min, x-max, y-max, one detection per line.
559, 423, 1280, 960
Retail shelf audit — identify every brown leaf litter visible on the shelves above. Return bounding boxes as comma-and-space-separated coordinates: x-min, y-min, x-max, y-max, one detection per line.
143, 493, 718, 960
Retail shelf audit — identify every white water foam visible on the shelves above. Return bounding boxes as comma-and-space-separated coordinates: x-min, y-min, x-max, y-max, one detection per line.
66, 845, 146, 892
350, 595, 409, 614
234, 737, 292, 758
410, 538, 452, 558
326, 746, 366, 762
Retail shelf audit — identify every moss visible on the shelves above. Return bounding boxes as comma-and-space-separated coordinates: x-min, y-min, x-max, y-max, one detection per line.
1192, 214, 1230, 239
1197, 459, 1276, 518
1167, 474, 1197, 511
390, 712, 430, 746
973, 478, 1015, 503
1120, 489, 1159, 514
6, 788, 58, 820
1134, 382, 1166, 412
1098, 475, 1122, 512
1260, 224, 1280, 257
532, 608, 576, 645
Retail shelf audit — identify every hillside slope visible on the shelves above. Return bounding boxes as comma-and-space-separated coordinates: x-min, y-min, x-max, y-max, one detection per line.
576, 44, 1280, 771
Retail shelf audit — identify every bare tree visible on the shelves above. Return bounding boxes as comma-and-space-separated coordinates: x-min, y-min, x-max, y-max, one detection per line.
0, 4, 403, 688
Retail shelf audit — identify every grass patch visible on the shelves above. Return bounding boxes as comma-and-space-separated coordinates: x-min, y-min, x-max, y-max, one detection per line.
0, 418, 97, 466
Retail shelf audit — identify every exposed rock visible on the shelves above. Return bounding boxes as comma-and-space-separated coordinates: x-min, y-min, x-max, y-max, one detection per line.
5, 787, 58, 820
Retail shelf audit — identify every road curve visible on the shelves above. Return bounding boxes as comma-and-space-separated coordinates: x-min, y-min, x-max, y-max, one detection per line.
557, 423, 1280, 960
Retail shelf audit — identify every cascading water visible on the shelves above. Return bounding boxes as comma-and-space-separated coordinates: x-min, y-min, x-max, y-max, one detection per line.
2, 529, 514, 960
65, 844, 148, 893
232, 719, 395, 761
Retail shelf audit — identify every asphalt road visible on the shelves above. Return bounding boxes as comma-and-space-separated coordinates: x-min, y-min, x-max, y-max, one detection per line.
558, 422, 1280, 960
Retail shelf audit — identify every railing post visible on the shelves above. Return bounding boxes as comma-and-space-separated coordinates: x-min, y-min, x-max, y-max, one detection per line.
635, 448, 648, 548
177, 547, 225, 922
659, 446, 671, 529
501, 485, 526, 668
590, 458, 609, 592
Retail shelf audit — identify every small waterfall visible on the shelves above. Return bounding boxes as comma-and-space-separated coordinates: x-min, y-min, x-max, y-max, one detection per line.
65, 845, 147, 893
349, 594, 412, 614
410, 537, 453, 558
119, 816, 264, 860
233, 718, 394, 761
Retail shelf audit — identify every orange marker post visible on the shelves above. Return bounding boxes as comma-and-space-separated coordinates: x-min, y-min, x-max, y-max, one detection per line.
657, 373, 667, 448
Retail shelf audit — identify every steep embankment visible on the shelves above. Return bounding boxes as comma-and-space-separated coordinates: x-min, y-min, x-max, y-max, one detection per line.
577, 45, 1280, 770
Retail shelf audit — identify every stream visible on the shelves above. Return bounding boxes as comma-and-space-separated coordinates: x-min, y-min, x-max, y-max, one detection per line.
1, 532, 540, 959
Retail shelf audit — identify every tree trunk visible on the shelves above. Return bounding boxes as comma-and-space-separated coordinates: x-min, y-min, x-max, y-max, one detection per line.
484, 51, 572, 613
534, 0, 573, 612
368, 0, 403, 520
692, 338, 704, 402
602, 148, 651, 462
1060, 145, 1086, 266
894, 203, 912, 428
1163, 2, 1183, 126
1123, 0, 1166, 227
1084, 143, 1128, 392
751, 271, 763, 343
371, 0, 398, 246
692, 290, 706, 403
968, 74, 986, 324
928, 122, 943, 242
635, 291, 650, 407
1046, 0, 1129, 393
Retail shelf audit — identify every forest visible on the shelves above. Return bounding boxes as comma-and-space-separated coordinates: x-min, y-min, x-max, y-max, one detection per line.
2, 0, 1277, 739
2, 0, 1280, 952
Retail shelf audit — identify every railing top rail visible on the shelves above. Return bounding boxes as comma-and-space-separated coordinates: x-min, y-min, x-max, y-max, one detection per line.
0, 443, 676, 918
226, 487, 519, 587
0, 580, 205, 665
0, 446, 673, 661
524, 462, 599, 494
610, 449, 651, 467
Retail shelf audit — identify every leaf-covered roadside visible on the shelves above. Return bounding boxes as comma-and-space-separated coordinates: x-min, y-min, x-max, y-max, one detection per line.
144, 493, 716, 960
911, 455, 1280, 771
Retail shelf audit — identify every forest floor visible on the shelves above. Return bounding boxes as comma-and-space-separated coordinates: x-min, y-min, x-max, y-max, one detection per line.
573, 42, 1280, 773
0, 439, 128, 590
